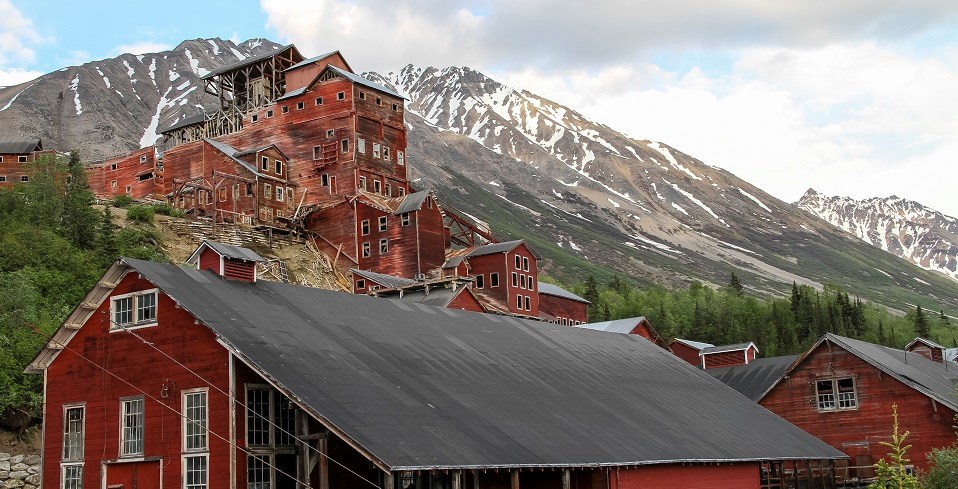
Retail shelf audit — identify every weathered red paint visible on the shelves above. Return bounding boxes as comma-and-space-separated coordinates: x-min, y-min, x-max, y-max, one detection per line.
702, 345, 757, 369
610, 463, 760, 489
469, 242, 539, 317
538, 293, 587, 325
669, 340, 705, 366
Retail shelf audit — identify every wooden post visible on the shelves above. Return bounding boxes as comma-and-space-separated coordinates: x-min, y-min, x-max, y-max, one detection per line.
451, 470, 461, 489
318, 433, 329, 489
383, 470, 394, 489
473, 469, 480, 489
511, 469, 519, 489
562, 469, 571, 489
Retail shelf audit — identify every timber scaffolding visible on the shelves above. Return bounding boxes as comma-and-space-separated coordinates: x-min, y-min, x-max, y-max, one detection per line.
164, 217, 351, 291
760, 459, 881, 488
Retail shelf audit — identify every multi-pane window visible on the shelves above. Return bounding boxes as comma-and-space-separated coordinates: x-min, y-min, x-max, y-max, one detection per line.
62, 465, 83, 489
401, 213, 410, 226
361, 220, 370, 235
183, 391, 208, 451
120, 397, 144, 456
63, 405, 85, 461
184, 456, 208, 489
276, 186, 284, 202
112, 290, 157, 329
373, 143, 381, 158
248, 455, 271, 489
379, 239, 388, 254
246, 387, 271, 446
357, 138, 366, 154
263, 183, 271, 199
245, 386, 297, 489
816, 378, 858, 411
362, 242, 370, 258
378, 216, 387, 232
397, 151, 404, 166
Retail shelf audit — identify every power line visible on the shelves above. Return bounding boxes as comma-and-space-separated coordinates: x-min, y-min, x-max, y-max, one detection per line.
103, 309, 383, 488
28, 324, 314, 489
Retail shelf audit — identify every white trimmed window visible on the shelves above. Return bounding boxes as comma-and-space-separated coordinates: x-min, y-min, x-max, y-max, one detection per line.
490, 273, 499, 287
383, 147, 390, 161
523, 257, 529, 271
274, 160, 283, 175
816, 378, 857, 411
401, 213, 410, 227
184, 455, 208, 489
111, 289, 158, 330
378, 216, 387, 232
514, 255, 521, 269
263, 183, 271, 200
361, 220, 370, 235
373, 143, 381, 158
525, 296, 531, 311
512, 272, 518, 287
61, 404, 85, 487
261, 156, 268, 171
476, 274, 484, 289
373, 180, 382, 194
362, 242, 370, 258
183, 390, 208, 451
379, 238, 388, 254
397, 151, 404, 166
120, 397, 144, 457
276, 186, 284, 202
357, 138, 366, 154
358, 176, 367, 191
516, 295, 523, 309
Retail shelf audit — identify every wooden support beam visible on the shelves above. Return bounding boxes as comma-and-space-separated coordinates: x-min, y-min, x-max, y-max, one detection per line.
383, 471, 394, 489
562, 469, 570, 489
511, 469, 519, 489
451, 470, 461, 489
319, 433, 329, 489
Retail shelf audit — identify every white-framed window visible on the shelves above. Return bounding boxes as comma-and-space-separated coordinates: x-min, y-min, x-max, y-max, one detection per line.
362, 242, 370, 258
274, 160, 282, 174
140, 155, 147, 163
520, 274, 526, 289
523, 257, 530, 271
183, 389, 208, 452
378, 216, 387, 232
816, 378, 858, 411
337, 91, 345, 100
528, 276, 534, 290
120, 397, 144, 457
62, 464, 83, 489
261, 156, 269, 171
18, 155, 28, 163
490, 273, 499, 287
251, 114, 259, 123
476, 274, 484, 289
359, 91, 366, 100
525, 296, 531, 311
372, 143, 381, 158
512, 272, 518, 287
356, 279, 366, 290
379, 238, 388, 254
263, 183, 271, 200
385, 183, 392, 197
281, 105, 289, 114
383, 147, 390, 161
341, 139, 349, 153
326, 129, 334, 138
376, 96, 382, 106
401, 213, 410, 227
63, 404, 85, 462
397, 151, 404, 166
516, 295, 522, 309
373, 180, 381, 194
183, 454, 208, 489
266, 109, 274, 118
276, 186, 284, 202
398, 187, 405, 196
361, 220, 370, 235
312, 146, 322, 160
296, 101, 304, 110
315, 97, 323, 106
22, 176, 30, 182
358, 176, 367, 191
111, 289, 158, 330
514, 255, 521, 269
357, 138, 365, 154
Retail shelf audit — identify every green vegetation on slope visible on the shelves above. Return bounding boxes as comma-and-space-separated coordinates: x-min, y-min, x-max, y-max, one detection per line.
0, 153, 165, 429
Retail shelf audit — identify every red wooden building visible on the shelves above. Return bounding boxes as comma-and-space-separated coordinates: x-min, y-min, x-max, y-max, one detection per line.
700, 342, 759, 369
905, 337, 958, 363
669, 338, 714, 366
574, 316, 671, 351
86, 147, 158, 199
537, 283, 589, 325
28, 243, 845, 489
759, 334, 958, 473
458, 240, 541, 318
0, 138, 47, 187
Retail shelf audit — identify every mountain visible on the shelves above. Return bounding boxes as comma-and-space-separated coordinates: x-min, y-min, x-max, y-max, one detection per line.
0, 38, 281, 160
798, 189, 958, 281
2, 38, 956, 314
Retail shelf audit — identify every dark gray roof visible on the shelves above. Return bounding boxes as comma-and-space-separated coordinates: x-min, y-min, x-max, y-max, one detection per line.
671, 338, 714, 351
906, 337, 946, 350
204, 139, 264, 178
202, 44, 300, 80
350, 269, 417, 289
393, 191, 430, 215
803, 334, 958, 411
467, 240, 525, 258
575, 317, 648, 334
186, 240, 265, 264
0, 138, 41, 154
284, 50, 340, 71
381, 287, 462, 308
326, 66, 404, 100
701, 342, 758, 355
275, 87, 307, 102
160, 112, 208, 134
441, 255, 468, 269
538, 283, 589, 303
708, 355, 799, 401
120, 258, 845, 470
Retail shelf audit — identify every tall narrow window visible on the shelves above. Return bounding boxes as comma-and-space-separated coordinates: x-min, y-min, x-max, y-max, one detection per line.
63, 405, 85, 466
378, 216, 387, 232
490, 273, 499, 287
476, 274, 484, 289
516, 295, 523, 309
357, 138, 366, 154
341, 139, 349, 153
512, 272, 518, 287
184, 456, 208, 489
525, 296, 531, 310
361, 220, 370, 235
276, 186, 284, 202
515, 255, 521, 269
383, 147, 390, 161
246, 387, 270, 446
372, 143, 381, 158
248, 455, 270, 489
397, 151, 404, 166
379, 238, 388, 254
520, 274, 526, 289
359, 176, 367, 191
275, 160, 283, 174
373, 180, 382, 194
321, 174, 329, 187
362, 242, 370, 258
401, 213, 410, 226
523, 257, 530, 271
120, 397, 144, 457
135, 291, 156, 324
183, 390, 208, 451
261, 156, 269, 171
263, 183, 271, 200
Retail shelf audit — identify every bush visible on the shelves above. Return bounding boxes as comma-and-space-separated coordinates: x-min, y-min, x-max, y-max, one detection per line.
923, 445, 958, 489
111, 194, 134, 208
126, 205, 155, 224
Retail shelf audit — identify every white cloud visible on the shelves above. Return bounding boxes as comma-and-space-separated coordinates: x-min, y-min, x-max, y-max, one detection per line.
109, 42, 172, 57
0, 67, 41, 87
0, 0, 46, 65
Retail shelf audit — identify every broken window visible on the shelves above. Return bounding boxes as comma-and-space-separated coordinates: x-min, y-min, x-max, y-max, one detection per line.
281, 106, 289, 114
816, 378, 856, 411
315, 97, 323, 106
362, 242, 370, 257
490, 273, 499, 287
296, 101, 304, 110
275, 160, 283, 174
401, 213, 410, 226
361, 220, 370, 235
357, 138, 366, 154
476, 274, 484, 289
397, 151, 404, 166
341, 139, 349, 153
373, 180, 382, 193
379, 238, 388, 254
337, 91, 345, 100
379, 216, 387, 231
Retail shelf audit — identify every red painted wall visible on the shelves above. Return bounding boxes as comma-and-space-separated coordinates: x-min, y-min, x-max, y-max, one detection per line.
670, 341, 703, 366
761, 343, 957, 471
702, 346, 756, 369
469, 243, 539, 316
611, 463, 760, 489
43, 272, 231, 489
88, 147, 157, 199
539, 293, 587, 325
447, 288, 485, 312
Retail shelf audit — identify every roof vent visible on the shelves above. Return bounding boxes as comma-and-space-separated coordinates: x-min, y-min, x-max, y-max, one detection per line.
186, 240, 266, 283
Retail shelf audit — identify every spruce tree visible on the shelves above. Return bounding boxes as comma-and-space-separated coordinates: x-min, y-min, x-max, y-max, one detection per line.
727, 272, 744, 296
940, 310, 951, 328
914, 305, 930, 338
97, 207, 119, 266
583, 276, 599, 304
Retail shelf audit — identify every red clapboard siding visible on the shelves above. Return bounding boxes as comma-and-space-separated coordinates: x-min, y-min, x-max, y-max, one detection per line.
669, 341, 704, 366
223, 259, 256, 282
761, 343, 957, 471
447, 288, 485, 313
702, 347, 756, 369
611, 463, 760, 489
538, 293, 588, 324
470, 243, 539, 316
43, 273, 230, 489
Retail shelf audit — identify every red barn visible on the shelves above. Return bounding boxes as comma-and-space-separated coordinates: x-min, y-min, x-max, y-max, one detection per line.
537, 283, 589, 325
761, 333, 958, 473
86, 147, 158, 199
700, 342, 759, 369
905, 337, 958, 363
0, 138, 46, 187
574, 317, 671, 351
669, 338, 714, 366
29, 244, 845, 489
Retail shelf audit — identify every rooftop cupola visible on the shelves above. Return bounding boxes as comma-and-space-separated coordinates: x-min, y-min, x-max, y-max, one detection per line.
186, 240, 265, 283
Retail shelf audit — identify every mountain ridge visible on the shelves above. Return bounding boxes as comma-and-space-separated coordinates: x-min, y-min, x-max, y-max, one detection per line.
2, 37, 956, 315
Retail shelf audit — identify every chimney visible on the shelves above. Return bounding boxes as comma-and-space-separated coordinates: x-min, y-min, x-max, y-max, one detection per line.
187, 240, 265, 283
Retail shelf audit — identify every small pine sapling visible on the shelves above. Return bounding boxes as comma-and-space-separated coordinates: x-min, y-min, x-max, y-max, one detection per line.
868, 403, 919, 489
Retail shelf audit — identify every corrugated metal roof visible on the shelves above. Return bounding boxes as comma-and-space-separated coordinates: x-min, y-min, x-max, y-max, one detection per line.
159, 112, 208, 134
0, 138, 41, 154
284, 50, 340, 71
326, 66, 405, 100
201, 44, 301, 80
393, 191, 431, 215
701, 342, 758, 355
467, 240, 524, 258
204, 139, 264, 178
123, 258, 845, 469
575, 317, 647, 334
708, 355, 799, 401
351, 269, 417, 289
275, 87, 307, 102
671, 338, 715, 351
538, 283, 589, 304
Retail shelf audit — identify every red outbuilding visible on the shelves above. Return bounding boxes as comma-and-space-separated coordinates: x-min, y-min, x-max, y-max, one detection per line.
574, 316, 671, 351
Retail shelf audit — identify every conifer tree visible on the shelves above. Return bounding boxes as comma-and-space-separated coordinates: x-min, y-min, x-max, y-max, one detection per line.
727, 272, 743, 296
97, 207, 119, 266
868, 404, 918, 489
915, 305, 930, 338
940, 310, 951, 328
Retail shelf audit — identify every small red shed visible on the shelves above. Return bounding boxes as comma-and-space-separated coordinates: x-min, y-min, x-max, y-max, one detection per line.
574, 317, 671, 351
669, 338, 714, 366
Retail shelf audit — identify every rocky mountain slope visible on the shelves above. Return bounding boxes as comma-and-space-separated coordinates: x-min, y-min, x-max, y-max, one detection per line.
1, 38, 956, 314
798, 189, 958, 281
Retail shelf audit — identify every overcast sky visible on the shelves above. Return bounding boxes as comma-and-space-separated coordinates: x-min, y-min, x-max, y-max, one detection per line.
2, 0, 957, 216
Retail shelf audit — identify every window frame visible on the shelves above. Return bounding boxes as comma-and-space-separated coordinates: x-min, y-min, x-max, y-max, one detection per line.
512, 272, 518, 287
266, 109, 274, 118
261, 156, 269, 171
274, 160, 283, 175
357, 138, 366, 154
516, 295, 523, 309
372, 143, 381, 159
119, 396, 145, 458
525, 295, 531, 311
182, 388, 209, 453
476, 274, 484, 289
337, 91, 345, 100
356, 279, 366, 290
62, 403, 85, 462
515, 255, 521, 269
401, 213, 410, 226
315, 97, 323, 106
378, 216, 387, 232
18, 155, 27, 163
397, 151, 404, 166
341, 139, 349, 154
383, 147, 390, 161
362, 242, 370, 258
281, 105, 289, 114
373, 180, 382, 194
110, 289, 158, 331
183, 453, 209, 489
263, 183, 271, 200
275, 186, 284, 202
61, 463, 83, 489
358, 176, 367, 191
22, 175, 30, 182
379, 238, 388, 255
816, 377, 858, 412
296, 101, 305, 110
490, 273, 499, 287
523, 257, 530, 271
361, 220, 370, 236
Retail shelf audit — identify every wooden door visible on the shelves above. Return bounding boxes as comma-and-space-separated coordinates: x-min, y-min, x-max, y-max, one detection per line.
105, 460, 162, 489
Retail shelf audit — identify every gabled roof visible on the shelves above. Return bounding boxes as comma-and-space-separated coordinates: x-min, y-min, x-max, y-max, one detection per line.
159, 112, 208, 134
766, 333, 958, 410
204, 139, 277, 180
284, 50, 351, 73
316, 65, 405, 100
670, 338, 715, 351
0, 138, 42, 154
576, 317, 649, 334
538, 283, 589, 304
186, 240, 265, 265
393, 191, 432, 215
906, 337, 947, 351
201, 44, 302, 80
701, 342, 759, 355
351, 269, 417, 289
377, 285, 482, 310
467, 239, 541, 259
68, 258, 843, 469
708, 355, 799, 401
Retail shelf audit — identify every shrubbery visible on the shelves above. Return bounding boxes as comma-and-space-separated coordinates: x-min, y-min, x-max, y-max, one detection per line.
111, 194, 134, 207
125, 204, 155, 224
